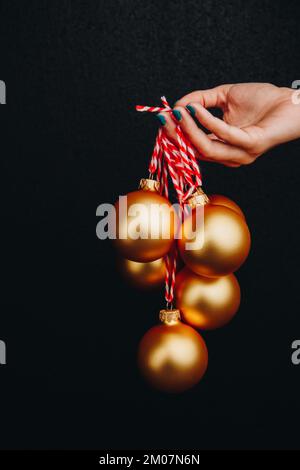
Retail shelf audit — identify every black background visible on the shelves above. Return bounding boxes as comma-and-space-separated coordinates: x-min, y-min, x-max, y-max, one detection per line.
1, 0, 300, 450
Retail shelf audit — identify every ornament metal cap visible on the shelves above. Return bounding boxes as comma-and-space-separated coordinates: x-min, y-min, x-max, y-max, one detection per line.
186, 187, 210, 208
139, 178, 160, 193
159, 308, 181, 325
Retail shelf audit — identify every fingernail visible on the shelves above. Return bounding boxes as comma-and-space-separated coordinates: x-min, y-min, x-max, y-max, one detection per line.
156, 114, 166, 126
186, 104, 196, 117
172, 109, 182, 121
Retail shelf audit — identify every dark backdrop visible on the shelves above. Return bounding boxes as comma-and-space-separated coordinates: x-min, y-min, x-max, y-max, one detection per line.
1, 0, 300, 449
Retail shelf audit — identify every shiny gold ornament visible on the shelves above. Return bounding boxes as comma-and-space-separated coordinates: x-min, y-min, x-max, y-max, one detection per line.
175, 268, 241, 330
138, 309, 208, 393
119, 257, 165, 289
115, 179, 176, 262
178, 192, 251, 277
208, 194, 245, 218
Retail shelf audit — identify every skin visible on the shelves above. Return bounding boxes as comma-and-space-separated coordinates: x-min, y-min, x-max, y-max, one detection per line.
158, 83, 300, 167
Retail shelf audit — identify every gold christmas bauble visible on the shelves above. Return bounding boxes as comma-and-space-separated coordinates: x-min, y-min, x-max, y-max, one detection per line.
115, 179, 176, 262
119, 257, 165, 289
175, 268, 241, 330
208, 194, 245, 218
178, 203, 251, 277
138, 309, 208, 393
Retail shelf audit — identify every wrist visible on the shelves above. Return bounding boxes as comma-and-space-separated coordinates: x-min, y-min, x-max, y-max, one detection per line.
286, 88, 300, 139
267, 87, 300, 147
279, 86, 300, 110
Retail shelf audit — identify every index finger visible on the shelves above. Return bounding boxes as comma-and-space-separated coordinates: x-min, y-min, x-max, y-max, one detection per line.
175, 84, 233, 109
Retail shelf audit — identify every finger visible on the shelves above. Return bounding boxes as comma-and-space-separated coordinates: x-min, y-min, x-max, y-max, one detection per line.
175, 84, 233, 109
201, 151, 252, 166
200, 152, 242, 167
156, 111, 177, 144
207, 133, 222, 141
225, 163, 241, 168
157, 111, 202, 159
172, 106, 218, 155
201, 156, 241, 168
172, 106, 252, 163
186, 102, 253, 148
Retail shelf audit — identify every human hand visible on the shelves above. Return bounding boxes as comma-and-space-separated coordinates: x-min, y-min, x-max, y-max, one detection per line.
158, 83, 300, 167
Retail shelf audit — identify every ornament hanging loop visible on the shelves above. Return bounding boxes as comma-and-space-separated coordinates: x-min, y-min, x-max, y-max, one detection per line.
159, 308, 181, 325
136, 96, 204, 308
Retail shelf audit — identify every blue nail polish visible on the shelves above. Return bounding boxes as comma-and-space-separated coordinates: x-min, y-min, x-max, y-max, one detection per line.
157, 114, 166, 126
172, 109, 182, 121
186, 105, 196, 117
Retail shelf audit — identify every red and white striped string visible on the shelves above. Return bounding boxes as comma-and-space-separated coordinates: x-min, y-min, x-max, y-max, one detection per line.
164, 245, 177, 306
136, 96, 202, 202
136, 96, 203, 307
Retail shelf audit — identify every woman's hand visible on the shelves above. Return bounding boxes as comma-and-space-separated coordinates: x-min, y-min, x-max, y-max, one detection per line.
158, 83, 300, 167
